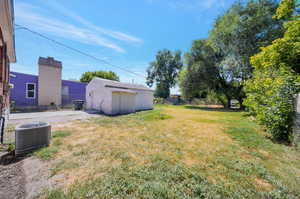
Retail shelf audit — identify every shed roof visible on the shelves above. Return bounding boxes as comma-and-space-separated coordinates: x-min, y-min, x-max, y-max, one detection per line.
93, 77, 154, 92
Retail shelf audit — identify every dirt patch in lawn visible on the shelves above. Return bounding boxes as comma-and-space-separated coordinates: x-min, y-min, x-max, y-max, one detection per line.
23, 157, 52, 199
0, 153, 53, 199
254, 178, 274, 192
0, 153, 25, 199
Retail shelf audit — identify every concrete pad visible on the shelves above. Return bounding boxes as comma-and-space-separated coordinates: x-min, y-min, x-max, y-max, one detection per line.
8, 110, 101, 125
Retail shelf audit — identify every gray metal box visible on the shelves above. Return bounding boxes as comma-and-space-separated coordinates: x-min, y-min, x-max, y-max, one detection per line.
15, 122, 51, 156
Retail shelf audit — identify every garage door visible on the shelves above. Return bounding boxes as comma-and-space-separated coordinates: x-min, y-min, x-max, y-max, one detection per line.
112, 92, 136, 115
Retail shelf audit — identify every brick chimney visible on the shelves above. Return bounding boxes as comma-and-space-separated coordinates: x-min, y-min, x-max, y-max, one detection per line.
38, 57, 62, 106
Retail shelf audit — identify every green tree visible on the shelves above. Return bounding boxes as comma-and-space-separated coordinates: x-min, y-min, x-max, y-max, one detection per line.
80, 71, 119, 83
154, 82, 170, 98
147, 49, 183, 98
208, 0, 284, 108
244, 0, 300, 142
179, 0, 284, 109
179, 41, 221, 101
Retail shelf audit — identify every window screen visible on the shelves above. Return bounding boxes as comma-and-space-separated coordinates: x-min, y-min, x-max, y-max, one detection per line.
26, 83, 35, 98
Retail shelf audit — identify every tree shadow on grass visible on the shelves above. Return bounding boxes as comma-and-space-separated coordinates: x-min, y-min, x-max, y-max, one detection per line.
265, 135, 293, 146
184, 105, 245, 113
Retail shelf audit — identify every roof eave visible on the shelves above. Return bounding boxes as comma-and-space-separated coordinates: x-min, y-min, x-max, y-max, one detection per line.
92, 77, 154, 92
0, 0, 16, 63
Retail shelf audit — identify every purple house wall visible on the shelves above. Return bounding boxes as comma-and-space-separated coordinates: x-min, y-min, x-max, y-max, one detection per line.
10, 71, 87, 106
62, 80, 87, 105
10, 72, 38, 106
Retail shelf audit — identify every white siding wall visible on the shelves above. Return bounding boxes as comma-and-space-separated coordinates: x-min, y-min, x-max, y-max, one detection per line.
86, 79, 112, 114
112, 92, 136, 115
86, 78, 154, 115
135, 90, 154, 110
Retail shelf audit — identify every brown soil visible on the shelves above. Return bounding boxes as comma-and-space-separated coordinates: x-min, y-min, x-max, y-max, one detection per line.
0, 151, 54, 199
0, 152, 26, 199
254, 178, 274, 192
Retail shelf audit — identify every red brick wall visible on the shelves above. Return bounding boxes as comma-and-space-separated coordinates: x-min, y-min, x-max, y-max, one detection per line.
0, 30, 10, 116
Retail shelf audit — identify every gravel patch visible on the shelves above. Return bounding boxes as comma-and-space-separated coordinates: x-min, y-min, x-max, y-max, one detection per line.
8, 110, 101, 126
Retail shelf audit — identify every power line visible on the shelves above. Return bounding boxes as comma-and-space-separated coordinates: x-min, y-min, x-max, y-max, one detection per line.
14, 24, 146, 79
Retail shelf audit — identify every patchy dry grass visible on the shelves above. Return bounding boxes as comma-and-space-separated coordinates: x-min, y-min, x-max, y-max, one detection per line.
38, 105, 300, 198
34, 130, 71, 160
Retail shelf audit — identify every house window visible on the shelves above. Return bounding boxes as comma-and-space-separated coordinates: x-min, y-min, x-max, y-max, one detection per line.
62, 86, 69, 101
26, 83, 35, 99
62, 86, 69, 96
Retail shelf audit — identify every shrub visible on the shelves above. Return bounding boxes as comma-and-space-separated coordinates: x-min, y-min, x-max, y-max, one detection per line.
245, 67, 298, 141
154, 97, 165, 104
206, 91, 227, 106
244, 0, 300, 142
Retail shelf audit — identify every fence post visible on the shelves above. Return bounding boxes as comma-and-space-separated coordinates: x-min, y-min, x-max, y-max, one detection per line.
293, 93, 300, 146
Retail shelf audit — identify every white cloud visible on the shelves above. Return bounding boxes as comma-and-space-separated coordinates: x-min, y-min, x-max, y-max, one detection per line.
147, 0, 226, 10
44, 1, 143, 44
14, 2, 142, 53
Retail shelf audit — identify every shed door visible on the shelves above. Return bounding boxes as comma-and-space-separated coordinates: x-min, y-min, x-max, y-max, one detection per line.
112, 93, 135, 115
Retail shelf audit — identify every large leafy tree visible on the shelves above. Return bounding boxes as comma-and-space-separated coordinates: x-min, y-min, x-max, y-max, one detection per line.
180, 39, 242, 108
180, 40, 223, 102
180, 0, 283, 108
147, 49, 183, 98
80, 71, 119, 83
207, 0, 284, 108
244, 0, 300, 142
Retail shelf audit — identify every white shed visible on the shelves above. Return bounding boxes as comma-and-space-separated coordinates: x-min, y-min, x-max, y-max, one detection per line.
86, 77, 154, 115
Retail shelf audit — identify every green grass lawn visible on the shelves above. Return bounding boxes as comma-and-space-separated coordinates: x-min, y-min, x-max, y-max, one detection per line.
38, 105, 300, 199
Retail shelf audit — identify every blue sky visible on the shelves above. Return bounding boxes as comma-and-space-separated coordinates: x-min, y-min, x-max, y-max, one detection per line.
12, 0, 235, 93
